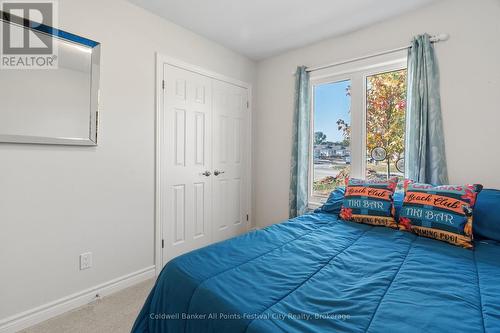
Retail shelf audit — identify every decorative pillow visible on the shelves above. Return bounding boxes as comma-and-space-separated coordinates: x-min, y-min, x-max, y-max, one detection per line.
398, 180, 483, 249
315, 187, 345, 214
473, 189, 500, 242
339, 177, 399, 228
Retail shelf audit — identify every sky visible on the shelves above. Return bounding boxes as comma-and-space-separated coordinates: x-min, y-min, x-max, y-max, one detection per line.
313, 80, 351, 143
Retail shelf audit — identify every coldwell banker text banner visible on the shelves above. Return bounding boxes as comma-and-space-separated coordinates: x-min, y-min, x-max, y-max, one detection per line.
1, 0, 58, 69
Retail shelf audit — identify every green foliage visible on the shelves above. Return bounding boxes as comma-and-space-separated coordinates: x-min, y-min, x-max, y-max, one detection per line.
336, 119, 350, 144
314, 131, 327, 145
366, 70, 407, 167
336, 84, 352, 146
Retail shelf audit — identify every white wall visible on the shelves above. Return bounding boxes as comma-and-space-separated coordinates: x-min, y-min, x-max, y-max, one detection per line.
254, 0, 500, 227
0, 0, 256, 324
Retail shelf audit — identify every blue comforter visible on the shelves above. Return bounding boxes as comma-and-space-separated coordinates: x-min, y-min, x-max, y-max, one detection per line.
133, 213, 500, 332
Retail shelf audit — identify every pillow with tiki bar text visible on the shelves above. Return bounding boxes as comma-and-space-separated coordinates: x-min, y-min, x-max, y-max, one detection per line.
398, 180, 483, 249
339, 177, 398, 229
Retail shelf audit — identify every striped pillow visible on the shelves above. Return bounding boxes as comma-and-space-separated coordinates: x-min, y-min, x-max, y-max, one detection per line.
339, 177, 398, 229
399, 180, 483, 249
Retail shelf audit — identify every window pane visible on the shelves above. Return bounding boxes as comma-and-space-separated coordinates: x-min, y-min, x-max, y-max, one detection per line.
365, 69, 407, 185
313, 80, 351, 198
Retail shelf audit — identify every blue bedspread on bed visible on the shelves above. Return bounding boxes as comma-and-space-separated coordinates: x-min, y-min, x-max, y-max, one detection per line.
132, 213, 500, 333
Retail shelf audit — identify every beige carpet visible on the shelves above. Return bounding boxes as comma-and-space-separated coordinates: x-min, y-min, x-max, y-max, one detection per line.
20, 279, 155, 333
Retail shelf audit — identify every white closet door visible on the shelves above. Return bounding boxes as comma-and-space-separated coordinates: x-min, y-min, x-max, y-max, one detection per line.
211, 80, 249, 242
161, 64, 213, 263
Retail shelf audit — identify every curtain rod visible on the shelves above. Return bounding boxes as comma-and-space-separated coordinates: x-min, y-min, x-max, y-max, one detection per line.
304, 33, 449, 73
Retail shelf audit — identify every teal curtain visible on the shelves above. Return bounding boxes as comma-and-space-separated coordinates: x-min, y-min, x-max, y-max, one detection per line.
289, 66, 311, 218
405, 34, 448, 185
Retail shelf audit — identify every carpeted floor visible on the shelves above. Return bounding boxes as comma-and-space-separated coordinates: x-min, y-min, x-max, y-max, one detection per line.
19, 278, 155, 333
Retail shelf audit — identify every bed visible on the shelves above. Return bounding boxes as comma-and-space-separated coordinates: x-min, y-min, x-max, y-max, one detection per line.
133, 202, 500, 332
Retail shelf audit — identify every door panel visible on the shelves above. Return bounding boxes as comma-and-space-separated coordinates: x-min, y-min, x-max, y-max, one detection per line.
194, 112, 205, 165
212, 80, 248, 242
161, 64, 212, 263
193, 182, 206, 238
173, 185, 186, 243
174, 109, 186, 166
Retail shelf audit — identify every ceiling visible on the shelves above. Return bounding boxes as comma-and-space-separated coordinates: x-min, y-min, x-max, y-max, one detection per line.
129, 0, 439, 60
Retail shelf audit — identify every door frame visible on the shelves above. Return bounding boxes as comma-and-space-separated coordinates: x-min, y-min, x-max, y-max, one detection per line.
154, 53, 253, 277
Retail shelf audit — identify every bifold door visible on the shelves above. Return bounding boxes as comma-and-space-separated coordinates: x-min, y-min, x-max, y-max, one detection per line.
160, 63, 249, 265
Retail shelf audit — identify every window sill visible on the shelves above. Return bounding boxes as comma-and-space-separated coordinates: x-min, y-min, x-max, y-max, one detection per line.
308, 198, 325, 210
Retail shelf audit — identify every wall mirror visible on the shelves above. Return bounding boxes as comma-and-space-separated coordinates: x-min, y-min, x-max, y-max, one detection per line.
0, 10, 100, 145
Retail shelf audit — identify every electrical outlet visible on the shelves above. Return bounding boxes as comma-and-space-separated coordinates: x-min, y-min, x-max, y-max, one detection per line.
80, 252, 92, 270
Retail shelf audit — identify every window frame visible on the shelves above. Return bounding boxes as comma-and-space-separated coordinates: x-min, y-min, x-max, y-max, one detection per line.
308, 57, 407, 208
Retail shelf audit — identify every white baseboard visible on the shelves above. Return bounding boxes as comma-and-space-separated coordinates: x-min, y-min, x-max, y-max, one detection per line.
0, 265, 156, 333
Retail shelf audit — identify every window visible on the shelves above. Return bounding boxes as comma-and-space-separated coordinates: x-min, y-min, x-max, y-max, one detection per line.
365, 69, 407, 184
310, 61, 407, 204
312, 80, 351, 198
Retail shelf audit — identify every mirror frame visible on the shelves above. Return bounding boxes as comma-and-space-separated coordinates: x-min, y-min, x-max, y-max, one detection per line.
0, 10, 100, 146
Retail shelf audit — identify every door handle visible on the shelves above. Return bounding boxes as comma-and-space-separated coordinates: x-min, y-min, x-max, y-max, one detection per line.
214, 170, 225, 176
202, 171, 211, 177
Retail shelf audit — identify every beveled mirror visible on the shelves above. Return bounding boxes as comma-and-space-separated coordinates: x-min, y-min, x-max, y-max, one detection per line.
0, 10, 100, 145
